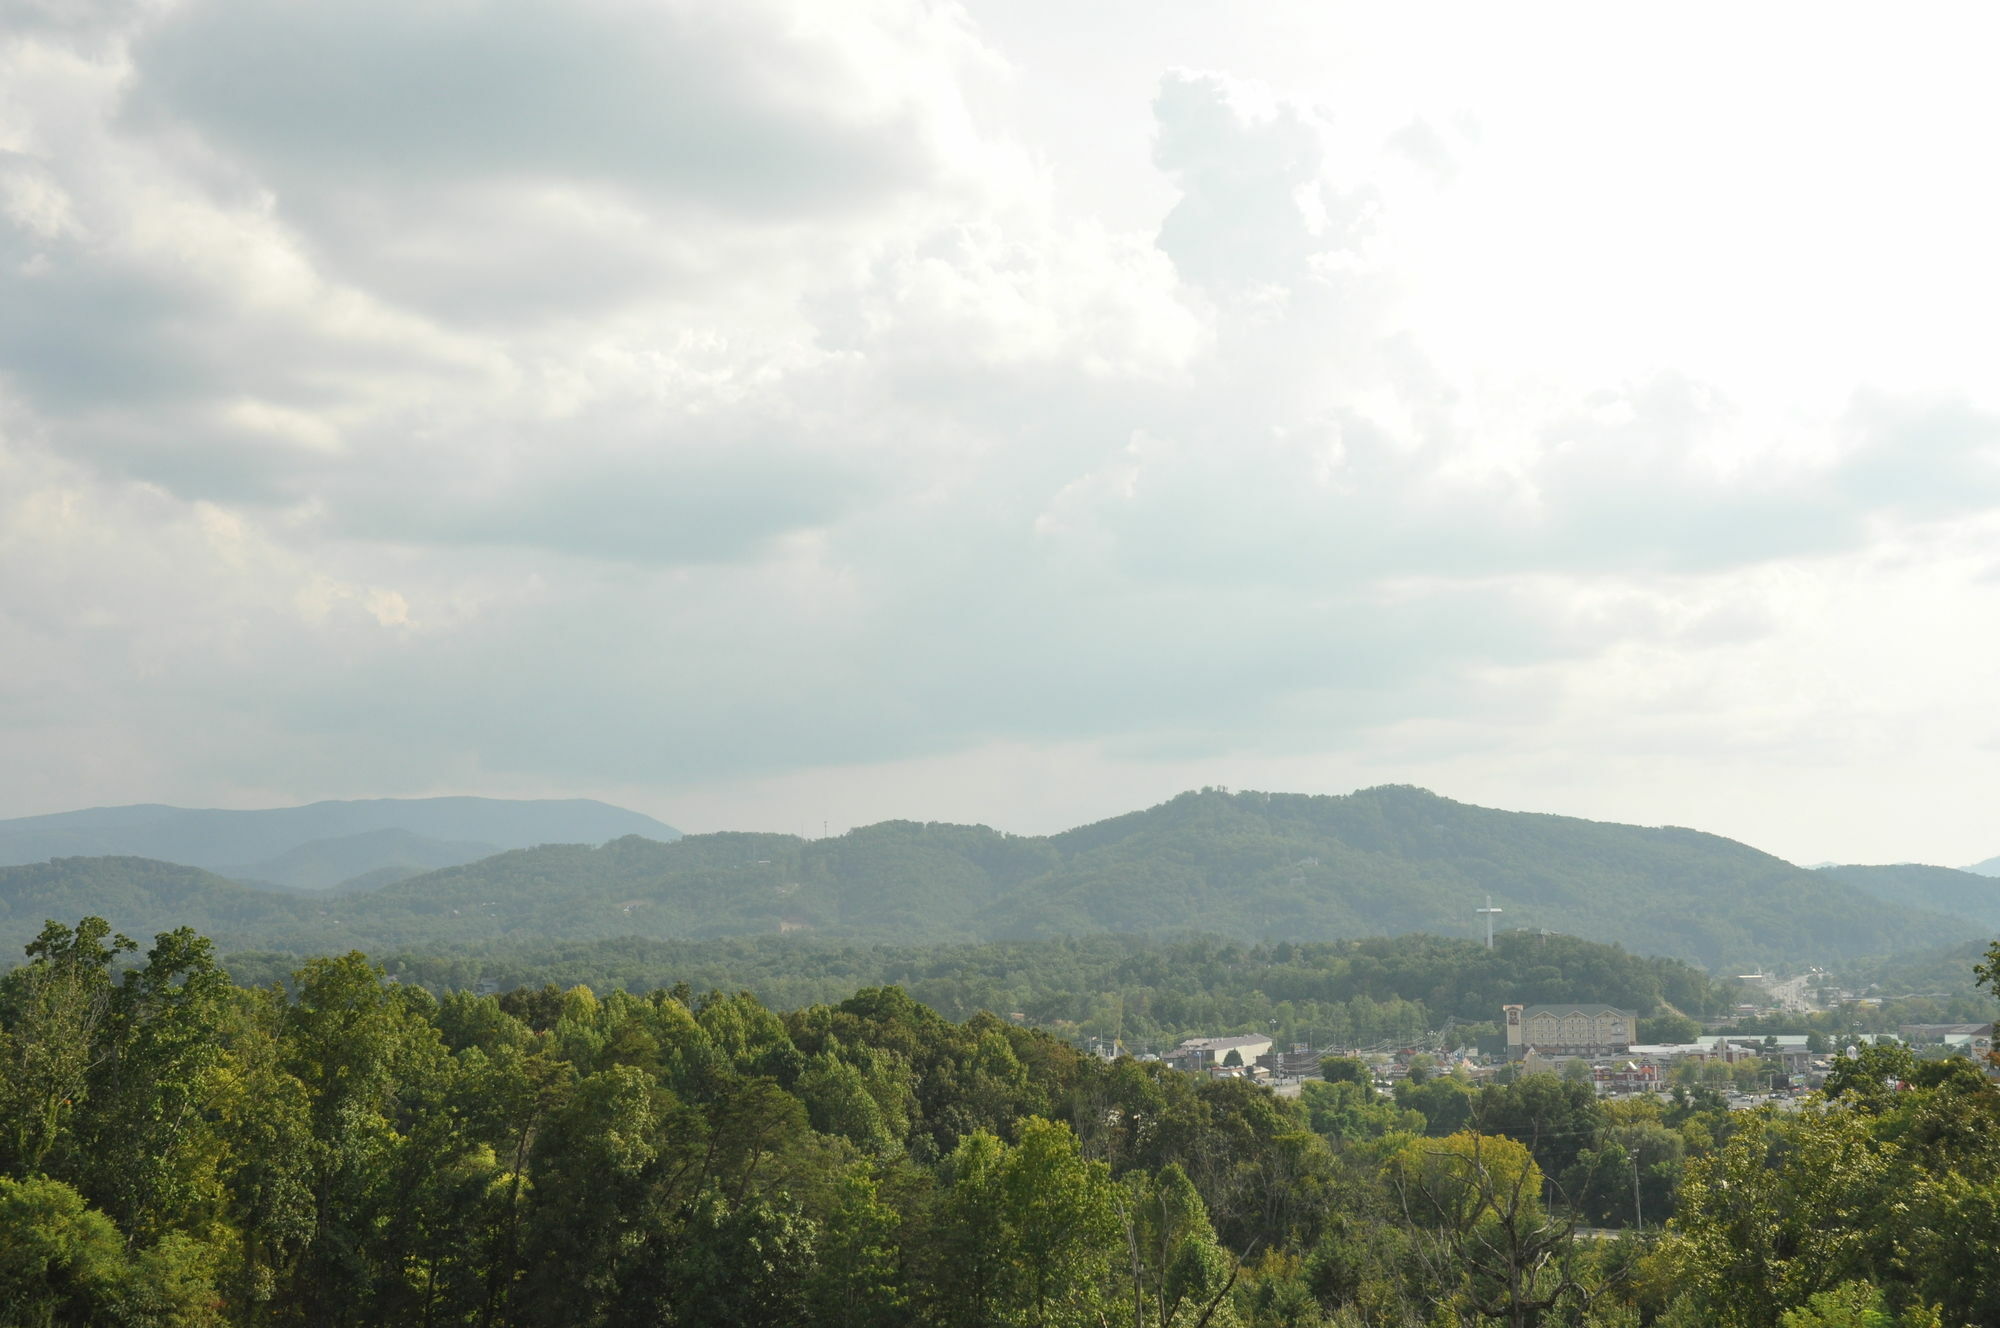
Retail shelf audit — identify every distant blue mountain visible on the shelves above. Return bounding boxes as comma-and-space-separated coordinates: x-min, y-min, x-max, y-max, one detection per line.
0, 797, 680, 887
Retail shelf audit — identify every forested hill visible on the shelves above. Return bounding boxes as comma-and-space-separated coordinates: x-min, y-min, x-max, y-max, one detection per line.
1010, 785, 1955, 966
0, 796, 681, 890
0, 858, 311, 945
1819, 862, 2000, 930
2, 787, 1972, 969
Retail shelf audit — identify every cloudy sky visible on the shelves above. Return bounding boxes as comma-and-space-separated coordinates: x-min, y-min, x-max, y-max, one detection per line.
6, 1, 2000, 866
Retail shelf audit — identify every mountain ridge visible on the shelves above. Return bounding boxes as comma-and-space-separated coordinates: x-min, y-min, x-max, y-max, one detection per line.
1815, 862, 2000, 931
0, 785, 1977, 970
0, 796, 681, 888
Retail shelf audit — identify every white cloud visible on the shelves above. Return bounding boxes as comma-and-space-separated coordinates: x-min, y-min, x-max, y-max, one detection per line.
5, 2, 2000, 866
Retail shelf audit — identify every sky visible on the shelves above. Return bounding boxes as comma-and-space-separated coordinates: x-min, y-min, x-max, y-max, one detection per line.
5, 1, 2000, 867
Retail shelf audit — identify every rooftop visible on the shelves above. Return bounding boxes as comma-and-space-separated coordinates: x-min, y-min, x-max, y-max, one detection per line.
1175, 1034, 1274, 1053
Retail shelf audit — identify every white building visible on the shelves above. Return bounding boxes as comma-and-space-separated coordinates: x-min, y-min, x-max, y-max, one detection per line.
1169, 1034, 1274, 1070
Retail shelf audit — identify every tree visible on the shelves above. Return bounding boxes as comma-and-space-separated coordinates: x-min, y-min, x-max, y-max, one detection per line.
806, 1167, 906, 1328
281, 952, 450, 1326
1395, 1075, 1476, 1137
1640, 1013, 1702, 1044
1665, 1110, 1895, 1326
1119, 1163, 1240, 1327
1774, 1282, 1943, 1328
1473, 1073, 1604, 1180
73, 926, 233, 1242
926, 1130, 1009, 1328
1319, 1057, 1369, 1087
0, 918, 134, 1179
1302, 1080, 1422, 1144
1388, 1132, 1584, 1328
1001, 1117, 1121, 1327
0, 1176, 131, 1326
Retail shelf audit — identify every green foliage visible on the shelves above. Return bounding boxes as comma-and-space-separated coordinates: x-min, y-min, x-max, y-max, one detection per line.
0, 1175, 132, 1326
1393, 1074, 1476, 1137
1319, 1056, 1369, 1085
1302, 1079, 1423, 1144
6, 785, 1962, 969
11, 913, 2000, 1328
1640, 1011, 1703, 1043
1819, 862, 2000, 930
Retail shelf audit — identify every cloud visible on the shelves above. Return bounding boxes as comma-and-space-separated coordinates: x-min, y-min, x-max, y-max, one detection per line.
1152, 68, 1371, 288
7, 5, 2000, 870
118, 0, 996, 323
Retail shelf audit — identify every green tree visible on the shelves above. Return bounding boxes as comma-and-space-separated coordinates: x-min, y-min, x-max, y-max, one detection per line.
1395, 1074, 1476, 1137
927, 1130, 1010, 1328
281, 952, 450, 1326
0, 1176, 131, 1327
1389, 1132, 1583, 1328
73, 927, 233, 1243
1665, 1111, 1895, 1327
1318, 1057, 1369, 1087
1301, 1080, 1421, 1144
1001, 1117, 1121, 1327
1120, 1163, 1239, 1327
1775, 1282, 1942, 1328
0, 919, 134, 1178
807, 1167, 907, 1328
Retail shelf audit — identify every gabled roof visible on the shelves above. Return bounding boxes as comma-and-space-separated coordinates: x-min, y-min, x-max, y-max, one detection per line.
1174, 1034, 1272, 1053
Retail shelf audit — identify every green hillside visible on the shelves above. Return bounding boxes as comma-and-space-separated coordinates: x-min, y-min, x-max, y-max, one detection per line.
1820, 862, 2000, 930
1003, 786, 1969, 966
0, 858, 311, 945
379, 930, 1741, 1028
0, 787, 1976, 969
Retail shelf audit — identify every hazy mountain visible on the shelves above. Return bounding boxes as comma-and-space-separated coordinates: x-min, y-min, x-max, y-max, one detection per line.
1816, 863, 2000, 932
218, 827, 502, 891
0, 796, 680, 882
0, 786, 1968, 971
1965, 855, 2000, 878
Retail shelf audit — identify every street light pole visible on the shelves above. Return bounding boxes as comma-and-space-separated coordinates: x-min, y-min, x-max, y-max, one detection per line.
1631, 1155, 1643, 1230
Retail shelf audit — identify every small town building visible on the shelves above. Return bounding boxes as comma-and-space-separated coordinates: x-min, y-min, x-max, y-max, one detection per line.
1256, 1046, 1324, 1077
1504, 1003, 1636, 1059
1898, 1023, 1994, 1056
1167, 1034, 1275, 1072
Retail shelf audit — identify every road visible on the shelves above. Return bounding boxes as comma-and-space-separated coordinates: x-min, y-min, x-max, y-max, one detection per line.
1761, 972, 1820, 1013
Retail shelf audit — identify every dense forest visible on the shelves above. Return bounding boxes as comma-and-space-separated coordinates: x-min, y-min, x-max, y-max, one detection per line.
1816, 863, 2000, 932
1, 788, 1973, 969
4, 917, 1998, 1325
213, 931, 1745, 1056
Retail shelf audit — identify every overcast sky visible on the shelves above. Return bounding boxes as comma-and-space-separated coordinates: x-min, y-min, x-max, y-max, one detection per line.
6, 1, 2000, 866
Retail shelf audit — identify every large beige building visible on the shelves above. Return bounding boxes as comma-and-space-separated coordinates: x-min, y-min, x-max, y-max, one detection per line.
1168, 1034, 1274, 1070
1504, 1003, 1635, 1058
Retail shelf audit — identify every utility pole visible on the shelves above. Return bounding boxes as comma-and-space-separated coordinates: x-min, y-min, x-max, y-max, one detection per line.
1631, 1154, 1643, 1230
1477, 894, 1503, 949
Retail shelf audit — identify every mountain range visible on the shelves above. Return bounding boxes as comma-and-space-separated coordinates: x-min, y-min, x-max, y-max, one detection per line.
0, 796, 680, 891
1, 785, 1988, 971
